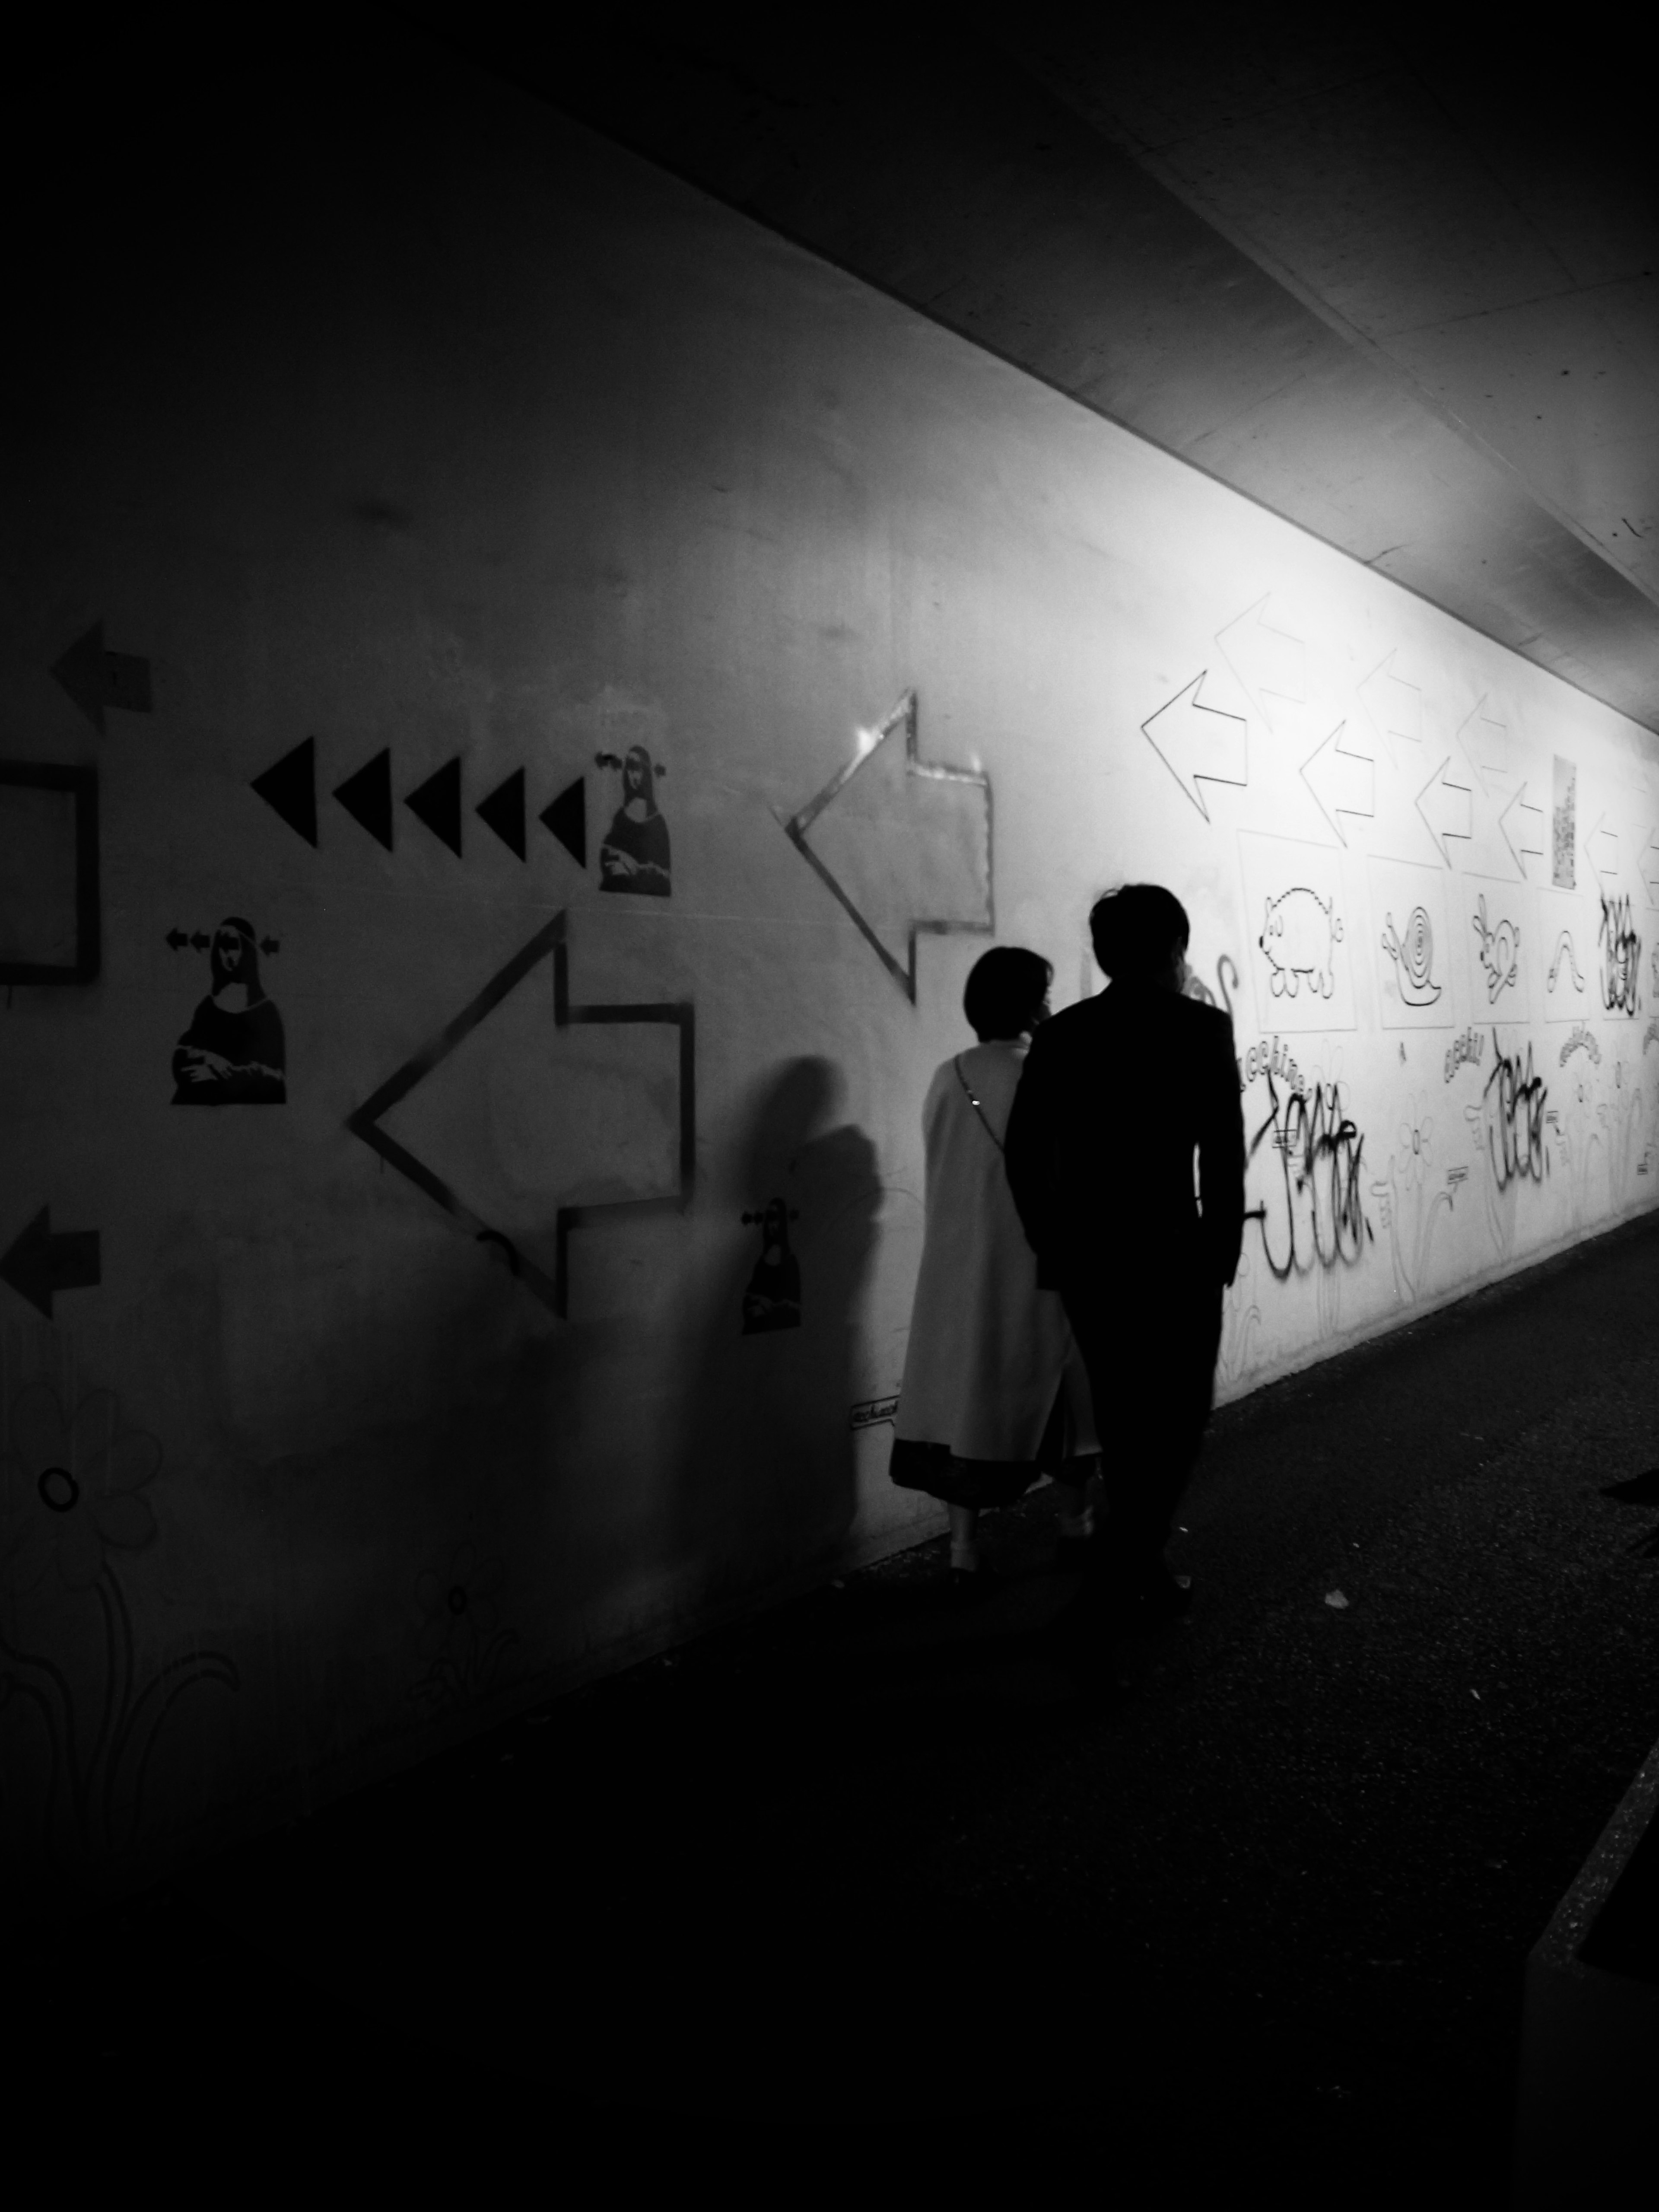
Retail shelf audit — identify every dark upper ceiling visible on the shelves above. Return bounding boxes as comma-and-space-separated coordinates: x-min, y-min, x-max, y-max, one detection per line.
400, 9, 1659, 734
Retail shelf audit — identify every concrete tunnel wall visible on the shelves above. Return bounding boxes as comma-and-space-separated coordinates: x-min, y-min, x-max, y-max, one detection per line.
4, 41, 1658, 1915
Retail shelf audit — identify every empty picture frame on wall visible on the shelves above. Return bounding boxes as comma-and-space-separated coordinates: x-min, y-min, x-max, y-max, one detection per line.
0, 762, 99, 985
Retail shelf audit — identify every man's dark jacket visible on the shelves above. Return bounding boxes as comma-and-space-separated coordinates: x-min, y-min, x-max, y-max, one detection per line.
1004, 981, 1246, 1303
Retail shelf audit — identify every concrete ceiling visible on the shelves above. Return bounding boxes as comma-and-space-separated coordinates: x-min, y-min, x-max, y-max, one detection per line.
403, 10, 1659, 734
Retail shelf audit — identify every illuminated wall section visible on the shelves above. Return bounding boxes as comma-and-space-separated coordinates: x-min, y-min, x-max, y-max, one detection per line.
3, 61, 1656, 1898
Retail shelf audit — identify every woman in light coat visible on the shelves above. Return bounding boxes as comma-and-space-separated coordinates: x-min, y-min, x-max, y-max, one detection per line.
890, 947, 1099, 1591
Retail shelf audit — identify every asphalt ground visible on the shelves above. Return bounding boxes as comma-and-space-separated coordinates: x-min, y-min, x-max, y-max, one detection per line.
13, 1213, 1659, 2196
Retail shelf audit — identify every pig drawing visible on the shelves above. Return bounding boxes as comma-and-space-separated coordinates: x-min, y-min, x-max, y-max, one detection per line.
1260, 886, 1344, 999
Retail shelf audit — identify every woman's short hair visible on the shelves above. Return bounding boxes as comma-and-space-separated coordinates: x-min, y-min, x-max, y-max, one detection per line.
963, 946, 1053, 1041
1089, 884, 1190, 981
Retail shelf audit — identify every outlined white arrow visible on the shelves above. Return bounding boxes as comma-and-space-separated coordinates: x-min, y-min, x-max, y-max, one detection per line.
1214, 595, 1305, 731
1356, 649, 1422, 770
1416, 755, 1473, 866
1300, 720, 1375, 846
1141, 672, 1248, 822
1638, 829, 1659, 906
780, 690, 992, 1002
1498, 782, 1545, 878
1583, 811, 1619, 888
1456, 695, 1508, 791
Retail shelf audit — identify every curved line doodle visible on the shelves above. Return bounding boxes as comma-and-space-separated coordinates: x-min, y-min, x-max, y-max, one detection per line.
1548, 930, 1585, 996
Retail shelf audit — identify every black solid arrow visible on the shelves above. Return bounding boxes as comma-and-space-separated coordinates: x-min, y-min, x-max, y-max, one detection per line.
476, 767, 526, 859
406, 757, 463, 855
540, 775, 586, 868
334, 748, 394, 849
1, 1206, 101, 1319
251, 736, 319, 847
52, 621, 153, 736
165, 928, 189, 950
191, 932, 210, 950
260, 936, 280, 956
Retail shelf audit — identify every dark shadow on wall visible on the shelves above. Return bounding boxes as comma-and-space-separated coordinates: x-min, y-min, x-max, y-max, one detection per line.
668, 1057, 880, 1610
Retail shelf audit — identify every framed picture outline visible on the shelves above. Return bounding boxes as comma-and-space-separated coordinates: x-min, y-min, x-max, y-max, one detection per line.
0, 761, 100, 985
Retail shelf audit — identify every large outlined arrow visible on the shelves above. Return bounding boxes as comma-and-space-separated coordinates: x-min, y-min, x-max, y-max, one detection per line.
346, 911, 693, 1318
1498, 783, 1546, 878
1141, 672, 1248, 822
1215, 595, 1305, 731
1, 1206, 101, 1318
52, 622, 153, 735
1356, 649, 1422, 768
1583, 811, 1619, 888
1416, 755, 1473, 867
1299, 720, 1375, 846
781, 691, 991, 1003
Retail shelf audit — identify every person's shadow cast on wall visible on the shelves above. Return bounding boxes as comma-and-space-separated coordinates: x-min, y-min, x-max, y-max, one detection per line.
668, 1056, 880, 1611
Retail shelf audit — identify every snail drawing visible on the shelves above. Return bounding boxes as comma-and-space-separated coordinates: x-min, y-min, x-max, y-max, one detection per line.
1471, 892, 1520, 1004
1381, 905, 1441, 1007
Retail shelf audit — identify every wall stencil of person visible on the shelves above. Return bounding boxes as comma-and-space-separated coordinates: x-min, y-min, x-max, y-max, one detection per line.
596, 745, 671, 896
172, 916, 286, 1103
741, 1200, 801, 1333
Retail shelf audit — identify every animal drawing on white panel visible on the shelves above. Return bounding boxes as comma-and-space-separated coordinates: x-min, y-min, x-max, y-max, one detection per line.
1471, 894, 1520, 1006
1379, 907, 1441, 1007
1259, 886, 1342, 1000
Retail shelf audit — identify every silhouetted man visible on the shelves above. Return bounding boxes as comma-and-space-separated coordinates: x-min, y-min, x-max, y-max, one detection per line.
1004, 885, 1244, 1642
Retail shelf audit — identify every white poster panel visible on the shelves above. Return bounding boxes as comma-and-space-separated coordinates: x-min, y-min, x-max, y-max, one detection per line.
1456, 874, 1536, 1025
1368, 856, 1458, 1031
1540, 894, 1599, 1025
1238, 830, 1357, 1034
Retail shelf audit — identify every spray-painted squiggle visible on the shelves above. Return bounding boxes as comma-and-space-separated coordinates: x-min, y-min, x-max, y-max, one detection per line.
1246, 1071, 1372, 1281
1481, 1036, 1548, 1190
1599, 893, 1642, 1016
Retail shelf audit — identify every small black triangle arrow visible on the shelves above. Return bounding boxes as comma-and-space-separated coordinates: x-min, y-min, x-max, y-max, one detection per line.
405, 757, 463, 856
1, 1206, 102, 1319
334, 748, 394, 849
52, 621, 153, 735
251, 737, 319, 847
475, 767, 526, 859
540, 775, 586, 868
